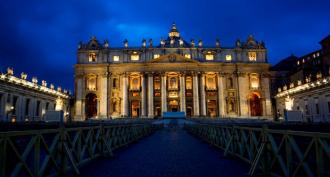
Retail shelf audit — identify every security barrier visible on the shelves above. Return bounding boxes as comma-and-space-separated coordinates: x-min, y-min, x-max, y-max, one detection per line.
185, 124, 330, 177
0, 124, 160, 177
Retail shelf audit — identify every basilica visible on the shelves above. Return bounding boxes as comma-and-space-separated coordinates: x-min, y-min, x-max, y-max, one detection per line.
74, 24, 272, 120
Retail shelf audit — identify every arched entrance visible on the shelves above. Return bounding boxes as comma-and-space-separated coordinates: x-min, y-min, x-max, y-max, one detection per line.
131, 100, 140, 118
169, 100, 179, 112
249, 92, 262, 116
85, 93, 97, 118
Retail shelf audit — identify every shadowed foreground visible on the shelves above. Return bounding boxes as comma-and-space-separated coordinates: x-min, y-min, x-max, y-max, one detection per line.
80, 128, 248, 177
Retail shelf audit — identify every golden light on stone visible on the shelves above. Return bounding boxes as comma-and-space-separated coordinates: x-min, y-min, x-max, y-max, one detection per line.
74, 23, 271, 119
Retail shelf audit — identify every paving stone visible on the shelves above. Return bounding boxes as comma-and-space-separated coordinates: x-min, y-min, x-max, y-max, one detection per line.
80, 128, 249, 177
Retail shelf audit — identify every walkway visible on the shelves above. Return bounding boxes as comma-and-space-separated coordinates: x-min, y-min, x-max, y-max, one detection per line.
80, 128, 249, 177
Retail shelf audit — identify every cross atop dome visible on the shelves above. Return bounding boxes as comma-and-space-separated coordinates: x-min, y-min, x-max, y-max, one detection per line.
168, 22, 180, 38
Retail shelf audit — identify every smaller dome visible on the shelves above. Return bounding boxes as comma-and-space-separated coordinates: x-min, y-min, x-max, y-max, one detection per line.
168, 23, 180, 38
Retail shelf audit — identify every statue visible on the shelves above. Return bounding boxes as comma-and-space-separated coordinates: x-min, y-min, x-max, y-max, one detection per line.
149, 39, 153, 47
236, 39, 241, 48
123, 39, 128, 48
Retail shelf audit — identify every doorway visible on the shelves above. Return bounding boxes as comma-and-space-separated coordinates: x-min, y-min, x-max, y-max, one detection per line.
169, 100, 179, 112
131, 100, 140, 118
85, 93, 97, 118
249, 92, 262, 116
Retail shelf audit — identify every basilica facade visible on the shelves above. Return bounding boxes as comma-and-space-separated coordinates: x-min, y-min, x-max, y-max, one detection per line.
74, 24, 272, 120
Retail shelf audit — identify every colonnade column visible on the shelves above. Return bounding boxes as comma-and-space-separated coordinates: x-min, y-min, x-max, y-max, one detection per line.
180, 73, 186, 114
141, 73, 147, 117
148, 73, 154, 118
217, 73, 226, 118
193, 73, 200, 116
121, 73, 128, 117
200, 73, 206, 116
161, 73, 167, 115
74, 75, 84, 120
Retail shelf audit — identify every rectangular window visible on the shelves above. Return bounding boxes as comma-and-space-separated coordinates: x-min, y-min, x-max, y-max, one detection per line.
316, 103, 320, 114
186, 77, 192, 90
184, 54, 191, 59
88, 52, 97, 62
113, 55, 119, 61
154, 77, 161, 90
248, 52, 257, 61
153, 54, 160, 59
226, 54, 232, 61
131, 54, 139, 61
205, 54, 214, 60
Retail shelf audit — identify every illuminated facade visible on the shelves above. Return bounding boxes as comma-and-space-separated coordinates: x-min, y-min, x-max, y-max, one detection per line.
0, 68, 70, 122
74, 23, 272, 120
273, 35, 330, 122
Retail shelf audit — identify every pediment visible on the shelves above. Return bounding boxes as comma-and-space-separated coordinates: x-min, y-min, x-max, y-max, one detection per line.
148, 54, 199, 63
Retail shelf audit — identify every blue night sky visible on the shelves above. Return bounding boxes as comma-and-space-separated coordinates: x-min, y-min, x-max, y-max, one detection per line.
0, 0, 329, 91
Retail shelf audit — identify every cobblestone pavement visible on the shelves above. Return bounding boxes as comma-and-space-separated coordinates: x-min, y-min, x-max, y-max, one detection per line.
80, 128, 249, 177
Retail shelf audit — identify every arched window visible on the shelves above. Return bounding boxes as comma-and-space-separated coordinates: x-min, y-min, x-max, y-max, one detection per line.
250, 74, 259, 89
206, 76, 216, 90
131, 77, 140, 90
169, 77, 177, 89
87, 76, 97, 91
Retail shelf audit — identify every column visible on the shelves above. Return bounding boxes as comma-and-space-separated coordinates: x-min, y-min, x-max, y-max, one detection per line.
148, 74, 154, 118
193, 73, 200, 116
100, 72, 108, 118
200, 73, 206, 116
180, 73, 186, 114
74, 76, 84, 120
121, 73, 129, 117
161, 73, 167, 115
217, 73, 226, 118
141, 73, 147, 117
262, 75, 272, 117
238, 73, 248, 117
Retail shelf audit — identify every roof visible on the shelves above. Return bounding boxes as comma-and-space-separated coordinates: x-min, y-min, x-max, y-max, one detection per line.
271, 55, 298, 71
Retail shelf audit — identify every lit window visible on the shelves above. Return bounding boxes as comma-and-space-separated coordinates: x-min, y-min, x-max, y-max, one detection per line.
168, 77, 178, 90
87, 76, 97, 91
184, 54, 191, 59
89, 52, 97, 62
250, 74, 259, 89
131, 54, 139, 61
153, 54, 160, 59
205, 54, 214, 60
113, 55, 119, 62
297, 61, 300, 65
154, 76, 161, 90
130, 77, 140, 90
186, 77, 192, 90
226, 54, 232, 61
206, 76, 216, 90
248, 52, 257, 61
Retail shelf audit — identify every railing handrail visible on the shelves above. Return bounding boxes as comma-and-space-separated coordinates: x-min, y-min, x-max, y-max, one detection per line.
185, 123, 330, 177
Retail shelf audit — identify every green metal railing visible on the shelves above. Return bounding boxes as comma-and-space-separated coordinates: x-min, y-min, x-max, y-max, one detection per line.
185, 124, 330, 177
0, 124, 160, 177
